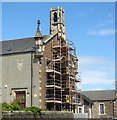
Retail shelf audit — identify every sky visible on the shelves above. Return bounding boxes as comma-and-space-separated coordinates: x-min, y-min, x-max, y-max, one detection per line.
2, 2, 115, 91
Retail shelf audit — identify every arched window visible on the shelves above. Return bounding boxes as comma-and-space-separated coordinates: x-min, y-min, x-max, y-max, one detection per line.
54, 12, 57, 22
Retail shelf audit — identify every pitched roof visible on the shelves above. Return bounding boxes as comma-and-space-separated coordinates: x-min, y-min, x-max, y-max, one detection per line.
1, 33, 57, 55
80, 93, 93, 103
1, 37, 35, 55
81, 90, 115, 101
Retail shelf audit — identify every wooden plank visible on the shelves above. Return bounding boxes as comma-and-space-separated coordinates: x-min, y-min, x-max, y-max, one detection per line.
46, 85, 61, 89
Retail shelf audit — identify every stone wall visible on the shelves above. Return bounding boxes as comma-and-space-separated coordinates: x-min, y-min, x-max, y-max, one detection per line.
91, 101, 114, 118
1, 111, 114, 120
1, 111, 74, 120
91, 101, 99, 118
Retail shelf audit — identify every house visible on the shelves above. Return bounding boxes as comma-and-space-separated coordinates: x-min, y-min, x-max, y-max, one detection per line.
82, 90, 116, 118
77, 93, 93, 118
1, 7, 82, 112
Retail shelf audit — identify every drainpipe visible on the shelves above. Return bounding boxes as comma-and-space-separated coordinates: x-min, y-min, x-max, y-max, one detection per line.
31, 53, 33, 107
112, 100, 114, 118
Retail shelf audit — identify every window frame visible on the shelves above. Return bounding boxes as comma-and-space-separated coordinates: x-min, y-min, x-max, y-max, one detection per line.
99, 103, 105, 115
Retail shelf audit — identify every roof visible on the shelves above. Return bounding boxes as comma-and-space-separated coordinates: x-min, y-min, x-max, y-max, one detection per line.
81, 90, 115, 101
1, 33, 57, 55
1, 37, 35, 55
80, 93, 93, 103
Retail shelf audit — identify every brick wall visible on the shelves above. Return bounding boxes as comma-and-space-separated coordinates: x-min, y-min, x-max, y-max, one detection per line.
39, 35, 58, 109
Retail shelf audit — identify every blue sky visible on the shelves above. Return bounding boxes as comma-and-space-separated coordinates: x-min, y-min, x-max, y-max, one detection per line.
2, 2, 115, 91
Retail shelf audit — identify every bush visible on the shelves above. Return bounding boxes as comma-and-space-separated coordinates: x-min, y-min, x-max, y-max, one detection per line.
21, 106, 47, 117
9, 97, 24, 110
1, 102, 11, 111
0, 97, 47, 117
1, 97, 24, 111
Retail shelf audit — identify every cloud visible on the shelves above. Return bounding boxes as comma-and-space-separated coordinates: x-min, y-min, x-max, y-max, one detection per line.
79, 56, 115, 72
79, 56, 115, 86
87, 13, 114, 36
81, 70, 115, 85
95, 23, 106, 29
98, 29, 115, 35
79, 56, 109, 65
79, 56, 115, 69
106, 20, 113, 24
88, 29, 115, 36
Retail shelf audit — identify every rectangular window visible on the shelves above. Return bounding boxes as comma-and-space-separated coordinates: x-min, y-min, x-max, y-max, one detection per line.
99, 103, 104, 115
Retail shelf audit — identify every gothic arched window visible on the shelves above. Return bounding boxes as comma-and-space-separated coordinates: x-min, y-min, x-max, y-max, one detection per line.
54, 12, 57, 22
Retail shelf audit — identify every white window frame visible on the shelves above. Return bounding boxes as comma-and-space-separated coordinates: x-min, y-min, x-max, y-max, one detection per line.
99, 103, 105, 115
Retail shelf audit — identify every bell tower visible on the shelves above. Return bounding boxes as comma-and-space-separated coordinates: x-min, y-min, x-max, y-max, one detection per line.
50, 7, 65, 40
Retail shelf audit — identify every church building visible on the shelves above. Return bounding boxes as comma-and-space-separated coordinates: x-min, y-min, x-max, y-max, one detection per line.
1, 7, 81, 112
1, 7, 116, 118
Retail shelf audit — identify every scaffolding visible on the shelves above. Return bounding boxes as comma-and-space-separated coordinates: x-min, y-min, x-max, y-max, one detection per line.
45, 36, 81, 112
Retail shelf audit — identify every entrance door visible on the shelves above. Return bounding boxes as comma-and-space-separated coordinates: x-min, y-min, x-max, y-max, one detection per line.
15, 91, 26, 108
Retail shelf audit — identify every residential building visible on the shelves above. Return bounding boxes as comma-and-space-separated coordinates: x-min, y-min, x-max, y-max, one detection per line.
82, 90, 116, 118
78, 93, 93, 118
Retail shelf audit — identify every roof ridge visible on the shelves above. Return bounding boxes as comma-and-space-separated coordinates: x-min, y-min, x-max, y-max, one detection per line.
1, 37, 35, 42
1, 34, 50, 43
82, 89, 115, 92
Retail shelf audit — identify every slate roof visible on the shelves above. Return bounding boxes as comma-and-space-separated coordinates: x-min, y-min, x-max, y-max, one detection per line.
80, 93, 93, 103
1, 33, 57, 55
81, 90, 115, 101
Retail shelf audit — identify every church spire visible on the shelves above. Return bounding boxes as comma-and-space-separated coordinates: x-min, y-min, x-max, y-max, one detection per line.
35, 20, 42, 37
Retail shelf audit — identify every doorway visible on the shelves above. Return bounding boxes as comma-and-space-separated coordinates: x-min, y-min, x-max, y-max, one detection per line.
15, 91, 26, 108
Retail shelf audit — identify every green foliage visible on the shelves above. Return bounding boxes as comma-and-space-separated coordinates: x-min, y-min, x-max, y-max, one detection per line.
1, 102, 12, 111
1, 97, 24, 111
21, 106, 47, 117
0, 97, 47, 117
9, 97, 24, 110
